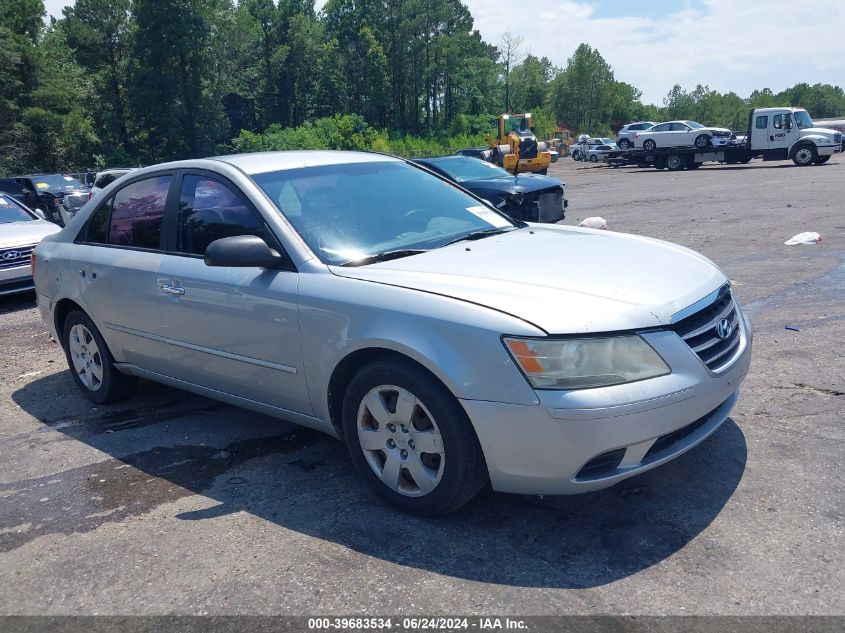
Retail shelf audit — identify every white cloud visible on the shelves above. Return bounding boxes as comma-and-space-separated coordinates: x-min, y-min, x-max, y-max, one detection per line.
47, 0, 845, 105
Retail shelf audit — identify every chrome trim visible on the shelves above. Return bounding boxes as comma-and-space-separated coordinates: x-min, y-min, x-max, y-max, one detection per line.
104, 322, 297, 374
670, 283, 729, 324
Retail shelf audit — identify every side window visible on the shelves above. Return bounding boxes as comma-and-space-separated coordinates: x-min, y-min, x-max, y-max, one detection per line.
108, 175, 171, 249
652, 123, 670, 132
177, 175, 265, 255
669, 123, 687, 131
94, 174, 116, 189
85, 197, 113, 243
772, 114, 792, 130
756, 116, 768, 129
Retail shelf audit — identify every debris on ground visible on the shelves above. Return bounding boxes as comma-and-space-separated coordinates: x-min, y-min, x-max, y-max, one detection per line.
784, 232, 822, 245
579, 216, 608, 230
784, 326, 800, 332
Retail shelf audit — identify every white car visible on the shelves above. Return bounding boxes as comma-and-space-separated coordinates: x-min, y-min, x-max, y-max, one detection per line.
617, 121, 658, 149
584, 141, 619, 162
635, 121, 733, 150
90, 168, 136, 197
0, 194, 61, 296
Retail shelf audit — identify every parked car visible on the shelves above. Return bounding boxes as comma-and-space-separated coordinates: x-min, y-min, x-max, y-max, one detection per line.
34, 150, 751, 515
0, 177, 53, 220
25, 174, 91, 226
571, 137, 617, 161
584, 141, 619, 163
616, 121, 657, 149
415, 155, 566, 222
635, 121, 733, 150
91, 168, 136, 196
0, 193, 61, 296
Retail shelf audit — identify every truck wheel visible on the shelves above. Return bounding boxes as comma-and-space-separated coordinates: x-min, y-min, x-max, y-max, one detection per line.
643, 139, 656, 151
694, 134, 712, 149
792, 144, 817, 166
666, 153, 685, 171
813, 155, 831, 165
538, 168, 548, 175
618, 138, 631, 149
686, 161, 702, 170
739, 157, 752, 164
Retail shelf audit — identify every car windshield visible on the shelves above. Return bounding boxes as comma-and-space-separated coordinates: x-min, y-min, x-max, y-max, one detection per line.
794, 110, 814, 129
427, 158, 510, 182
252, 160, 516, 265
0, 195, 35, 223
600, 138, 615, 144
686, 121, 704, 129
30, 175, 87, 193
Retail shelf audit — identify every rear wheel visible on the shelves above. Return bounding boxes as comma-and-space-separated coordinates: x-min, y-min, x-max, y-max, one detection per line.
792, 144, 817, 166
666, 152, 686, 171
342, 359, 487, 515
694, 134, 712, 149
643, 139, 656, 151
62, 310, 138, 403
686, 161, 702, 170
618, 138, 631, 149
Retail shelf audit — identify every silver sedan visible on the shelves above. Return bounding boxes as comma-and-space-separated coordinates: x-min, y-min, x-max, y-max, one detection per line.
33, 151, 751, 515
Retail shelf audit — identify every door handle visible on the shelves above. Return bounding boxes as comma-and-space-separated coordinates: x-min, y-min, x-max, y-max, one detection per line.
159, 282, 185, 296
770, 135, 774, 141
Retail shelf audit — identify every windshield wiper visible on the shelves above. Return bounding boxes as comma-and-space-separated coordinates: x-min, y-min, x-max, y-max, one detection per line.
340, 249, 429, 267
441, 226, 517, 247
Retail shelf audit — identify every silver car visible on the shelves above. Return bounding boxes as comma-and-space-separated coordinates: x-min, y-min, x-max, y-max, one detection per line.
33, 151, 751, 515
0, 194, 61, 296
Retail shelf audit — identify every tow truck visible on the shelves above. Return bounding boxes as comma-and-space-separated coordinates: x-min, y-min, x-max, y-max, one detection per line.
606, 107, 842, 171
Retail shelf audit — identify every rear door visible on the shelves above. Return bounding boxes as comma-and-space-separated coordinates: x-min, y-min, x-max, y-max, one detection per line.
751, 113, 770, 149
155, 170, 311, 414
72, 173, 176, 373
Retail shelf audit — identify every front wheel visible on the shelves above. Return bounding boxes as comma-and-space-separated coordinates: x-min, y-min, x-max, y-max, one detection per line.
62, 310, 138, 403
342, 359, 487, 515
813, 155, 831, 165
792, 144, 817, 166
643, 139, 657, 151
589, 154, 598, 162
694, 134, 712, 149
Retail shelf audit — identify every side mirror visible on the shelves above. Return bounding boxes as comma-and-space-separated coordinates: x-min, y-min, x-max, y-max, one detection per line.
33, 208, 47, 220
204, 235, 286, 269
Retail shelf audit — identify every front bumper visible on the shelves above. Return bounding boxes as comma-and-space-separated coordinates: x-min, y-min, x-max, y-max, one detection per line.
817, 144, 839, 157
0, 264, 34, 296
461, 310, 752, 495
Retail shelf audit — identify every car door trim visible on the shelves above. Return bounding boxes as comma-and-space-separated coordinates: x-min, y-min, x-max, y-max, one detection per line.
104, 321, 297, 374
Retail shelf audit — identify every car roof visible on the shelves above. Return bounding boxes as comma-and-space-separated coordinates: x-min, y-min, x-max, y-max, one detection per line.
210, 150, 401, 175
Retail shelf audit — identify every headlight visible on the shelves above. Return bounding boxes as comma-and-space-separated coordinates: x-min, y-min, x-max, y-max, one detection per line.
496, 193, 523, 209
504, 335, 670, 390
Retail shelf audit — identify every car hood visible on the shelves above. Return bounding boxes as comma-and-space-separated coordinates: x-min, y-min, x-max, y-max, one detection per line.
801, 127, 839, 140
0, 220, 61, 248
330, 225, 726, 333
700, 127, 732, 134
463, 174, 563, 194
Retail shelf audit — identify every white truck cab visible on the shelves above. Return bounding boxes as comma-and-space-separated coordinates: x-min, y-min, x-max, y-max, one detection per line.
749, 107, 842, 165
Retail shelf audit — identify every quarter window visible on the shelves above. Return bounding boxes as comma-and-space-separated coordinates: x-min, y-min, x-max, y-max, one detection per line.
756, 116, 768, 129
177, 175, 265, 255
86, 198, 112, 244
108, 176, 171, 249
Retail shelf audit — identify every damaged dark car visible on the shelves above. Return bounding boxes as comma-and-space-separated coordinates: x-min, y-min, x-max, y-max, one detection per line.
414, 156, 567, 223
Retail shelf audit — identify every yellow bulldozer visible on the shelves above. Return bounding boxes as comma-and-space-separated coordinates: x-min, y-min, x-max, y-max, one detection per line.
485, 113, 552, 174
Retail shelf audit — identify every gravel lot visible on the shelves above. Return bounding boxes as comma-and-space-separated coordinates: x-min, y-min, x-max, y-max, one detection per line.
1, 157, 843, 616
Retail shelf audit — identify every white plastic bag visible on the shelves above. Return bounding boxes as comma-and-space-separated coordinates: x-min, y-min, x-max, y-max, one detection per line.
784, 232, 822, 245
579, 216, 608, 230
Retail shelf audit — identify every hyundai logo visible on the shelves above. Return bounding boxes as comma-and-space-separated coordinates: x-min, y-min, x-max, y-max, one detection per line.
715, 318, 733, 340
1, 251, 21, 261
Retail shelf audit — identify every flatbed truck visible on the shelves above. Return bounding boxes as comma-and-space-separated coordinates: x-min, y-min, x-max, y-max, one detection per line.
606, 107, 842, 171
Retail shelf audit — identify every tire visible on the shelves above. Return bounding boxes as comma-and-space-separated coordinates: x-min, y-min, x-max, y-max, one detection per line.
342, 358, 487, 516
666, 152, 686, 171
686, 161, 702, 170
589, 154, 598, 162
538, 168, 548, 175
618, 138, 631, 149
792, 144, 817, 166
643, 139, 657, 151
572, 150, 581, 161
694, 134, 712, 149
739, 157, 752, 164
62, 310, 138, 404
813, 155, 831, 165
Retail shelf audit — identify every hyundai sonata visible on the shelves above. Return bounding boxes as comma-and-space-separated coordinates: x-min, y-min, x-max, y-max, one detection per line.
33, 151, 751, 515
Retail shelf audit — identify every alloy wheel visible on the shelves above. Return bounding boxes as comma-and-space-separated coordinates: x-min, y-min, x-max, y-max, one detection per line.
68, 324, 104, 391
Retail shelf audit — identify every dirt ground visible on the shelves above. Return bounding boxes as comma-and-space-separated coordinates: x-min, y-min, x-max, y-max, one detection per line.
1, 156, 843, 616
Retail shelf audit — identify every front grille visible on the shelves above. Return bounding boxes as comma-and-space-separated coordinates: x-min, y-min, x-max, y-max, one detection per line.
63, 193, 88, 210
535, 188, 565, 222
0, 244, 35, 270
671, 285, 741, 371
575, 448, 626, 479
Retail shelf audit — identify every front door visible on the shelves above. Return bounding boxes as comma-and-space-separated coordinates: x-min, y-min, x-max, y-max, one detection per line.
768, 112, 798, 151
156, 172, 311, 415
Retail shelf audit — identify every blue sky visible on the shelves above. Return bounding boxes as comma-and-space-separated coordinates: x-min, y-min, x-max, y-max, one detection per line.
45, 0, 845, 106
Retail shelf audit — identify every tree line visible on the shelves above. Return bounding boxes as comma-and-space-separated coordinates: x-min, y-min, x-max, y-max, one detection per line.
2, 0, 844, 174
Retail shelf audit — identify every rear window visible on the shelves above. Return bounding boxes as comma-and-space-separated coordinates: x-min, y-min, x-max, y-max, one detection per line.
0, 180, 24, 195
